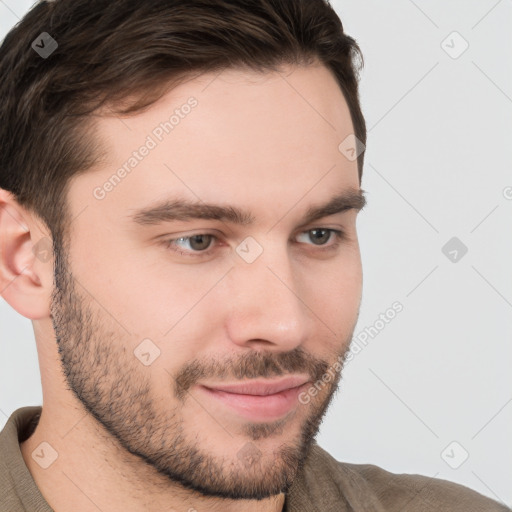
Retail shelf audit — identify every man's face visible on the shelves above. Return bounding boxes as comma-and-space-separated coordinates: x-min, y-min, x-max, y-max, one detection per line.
51, 64, 363, 499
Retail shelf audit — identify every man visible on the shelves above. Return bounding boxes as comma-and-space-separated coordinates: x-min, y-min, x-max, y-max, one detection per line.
0, 0, 507, 511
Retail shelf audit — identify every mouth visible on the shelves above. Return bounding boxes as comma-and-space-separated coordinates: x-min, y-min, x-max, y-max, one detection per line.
197, 375, 311, 422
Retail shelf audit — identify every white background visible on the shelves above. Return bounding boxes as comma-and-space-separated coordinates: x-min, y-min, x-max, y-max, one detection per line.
1, 0, 511, 507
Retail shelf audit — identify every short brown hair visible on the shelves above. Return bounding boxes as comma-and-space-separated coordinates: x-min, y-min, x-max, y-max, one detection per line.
0, 0, 366, 249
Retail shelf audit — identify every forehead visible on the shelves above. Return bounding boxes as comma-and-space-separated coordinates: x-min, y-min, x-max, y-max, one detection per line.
68, 64, 359, 225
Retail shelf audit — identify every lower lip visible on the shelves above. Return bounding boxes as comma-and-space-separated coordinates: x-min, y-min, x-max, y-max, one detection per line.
198, 383, 310, 422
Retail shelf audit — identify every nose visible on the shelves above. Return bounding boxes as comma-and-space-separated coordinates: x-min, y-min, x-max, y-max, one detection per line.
223, 243, 315, 352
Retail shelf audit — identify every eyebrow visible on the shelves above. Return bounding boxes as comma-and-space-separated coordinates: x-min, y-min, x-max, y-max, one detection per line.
129, 188, 366, 227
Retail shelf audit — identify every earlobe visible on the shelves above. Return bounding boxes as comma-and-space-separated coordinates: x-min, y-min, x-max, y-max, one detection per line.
0, 189, 53, 320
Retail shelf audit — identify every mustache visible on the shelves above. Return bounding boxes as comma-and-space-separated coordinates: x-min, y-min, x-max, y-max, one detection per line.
174, 346, 338, 401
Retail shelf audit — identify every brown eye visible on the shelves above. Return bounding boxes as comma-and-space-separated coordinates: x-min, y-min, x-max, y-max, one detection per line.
187, 234, 214, 251
307, 228, 332, 245
164, 233, 218, 257
296, 228, 344, 247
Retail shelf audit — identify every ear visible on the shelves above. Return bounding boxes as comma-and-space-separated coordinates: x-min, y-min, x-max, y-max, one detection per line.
0, 188, 53, 319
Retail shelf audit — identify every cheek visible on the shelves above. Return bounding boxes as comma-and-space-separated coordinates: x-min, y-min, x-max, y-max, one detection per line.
316, 242, 362, 292
70, 229, 229, 340
311, 253, 362, 333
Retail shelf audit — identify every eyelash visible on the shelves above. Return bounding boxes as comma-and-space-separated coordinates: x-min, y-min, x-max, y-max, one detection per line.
162, 228, 345, 259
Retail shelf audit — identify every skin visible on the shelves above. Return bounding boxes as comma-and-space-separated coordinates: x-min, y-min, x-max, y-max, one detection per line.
0, 62, 363, 512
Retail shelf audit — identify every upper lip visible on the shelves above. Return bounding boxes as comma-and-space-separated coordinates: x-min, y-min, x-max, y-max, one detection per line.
200, 375, 310, 396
